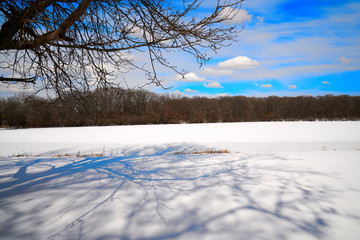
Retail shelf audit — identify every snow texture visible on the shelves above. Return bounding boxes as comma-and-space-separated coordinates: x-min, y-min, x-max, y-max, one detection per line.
0, 122, 360, 239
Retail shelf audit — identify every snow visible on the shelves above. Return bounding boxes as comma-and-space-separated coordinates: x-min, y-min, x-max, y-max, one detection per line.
0, 122, 360, 239
1, 121, 360, 156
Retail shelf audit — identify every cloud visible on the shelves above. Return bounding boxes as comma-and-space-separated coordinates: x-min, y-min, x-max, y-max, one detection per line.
218, 56, 260, 70
225, 63, 360, 82
260, 84, 272, 88
173, 90, 183, 95
340, 56, 351, 65
127, 25, 171, 45
322, 81, 330, 84
219, 7, 253, 24
256, 16, 264, 25
289, 85, 297, 89
216, 93, 231, 97
0, 83, 34, 94
215, 1, 360, 83
185, 88, 198, 93
204, 67, 234, 76
204, 82, 223, 88
176, 72, 206, 82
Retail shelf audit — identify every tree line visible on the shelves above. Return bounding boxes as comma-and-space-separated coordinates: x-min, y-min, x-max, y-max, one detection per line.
1, 88, 360, 128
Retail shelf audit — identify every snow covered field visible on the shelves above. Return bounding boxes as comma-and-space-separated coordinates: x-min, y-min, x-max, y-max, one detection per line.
1, 122, 360, 239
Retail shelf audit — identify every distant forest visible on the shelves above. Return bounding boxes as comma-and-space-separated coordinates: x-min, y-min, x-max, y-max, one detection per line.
1, 88, 360, 128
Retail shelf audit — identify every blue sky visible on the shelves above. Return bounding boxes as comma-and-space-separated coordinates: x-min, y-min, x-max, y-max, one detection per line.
1, 0, 359, 97
155, 0, 360, 97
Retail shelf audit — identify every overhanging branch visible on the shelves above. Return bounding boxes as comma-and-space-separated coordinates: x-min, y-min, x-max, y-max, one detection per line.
0, 76, 37, 84
0, 0, 92, 50
0, 0, 245, 95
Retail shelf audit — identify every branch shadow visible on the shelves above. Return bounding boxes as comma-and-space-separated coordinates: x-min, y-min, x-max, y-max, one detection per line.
0, 144, 359, 240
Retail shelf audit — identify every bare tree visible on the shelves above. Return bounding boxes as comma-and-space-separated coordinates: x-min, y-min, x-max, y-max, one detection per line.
0, 0, 244, 96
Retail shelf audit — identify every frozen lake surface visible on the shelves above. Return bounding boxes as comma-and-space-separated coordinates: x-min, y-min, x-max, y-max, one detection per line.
1, 122, 360, 239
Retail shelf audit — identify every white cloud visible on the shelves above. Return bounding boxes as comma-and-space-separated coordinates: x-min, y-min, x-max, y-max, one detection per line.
126, 25, 171, 44
173, 90, 183, 95
185, 88, 198, 93
240, 89, 350, 97
235, 9, 253, 23
260, 84, 272, 88
216, 2, 360, 83
219, 7, 253, 24
216, 93, 231, 97
204, 67, 234, 76
340, 56, 351, 65
176, 72, 206, 82
289, 85, 296, 89
126, 25, 152, 41
218, 56, 260, 70
0, 83, 34, 94
322, 81, 330, 84
256, 16, 264, 24
204, 82, 223, 88
225, 64, 360, 82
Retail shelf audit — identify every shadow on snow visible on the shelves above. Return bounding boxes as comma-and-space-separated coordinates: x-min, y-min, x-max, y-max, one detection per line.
0, 144, 358, 239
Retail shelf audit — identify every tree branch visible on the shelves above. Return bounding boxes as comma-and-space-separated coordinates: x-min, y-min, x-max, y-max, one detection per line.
0, 0, 245, 94
0, 76, 36, 84
0, 0, 92, 50
0, 0, 52, 44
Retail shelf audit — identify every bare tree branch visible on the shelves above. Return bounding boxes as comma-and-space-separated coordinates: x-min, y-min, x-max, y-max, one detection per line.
0, 0, 245, 96
0, 76, 36, 84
